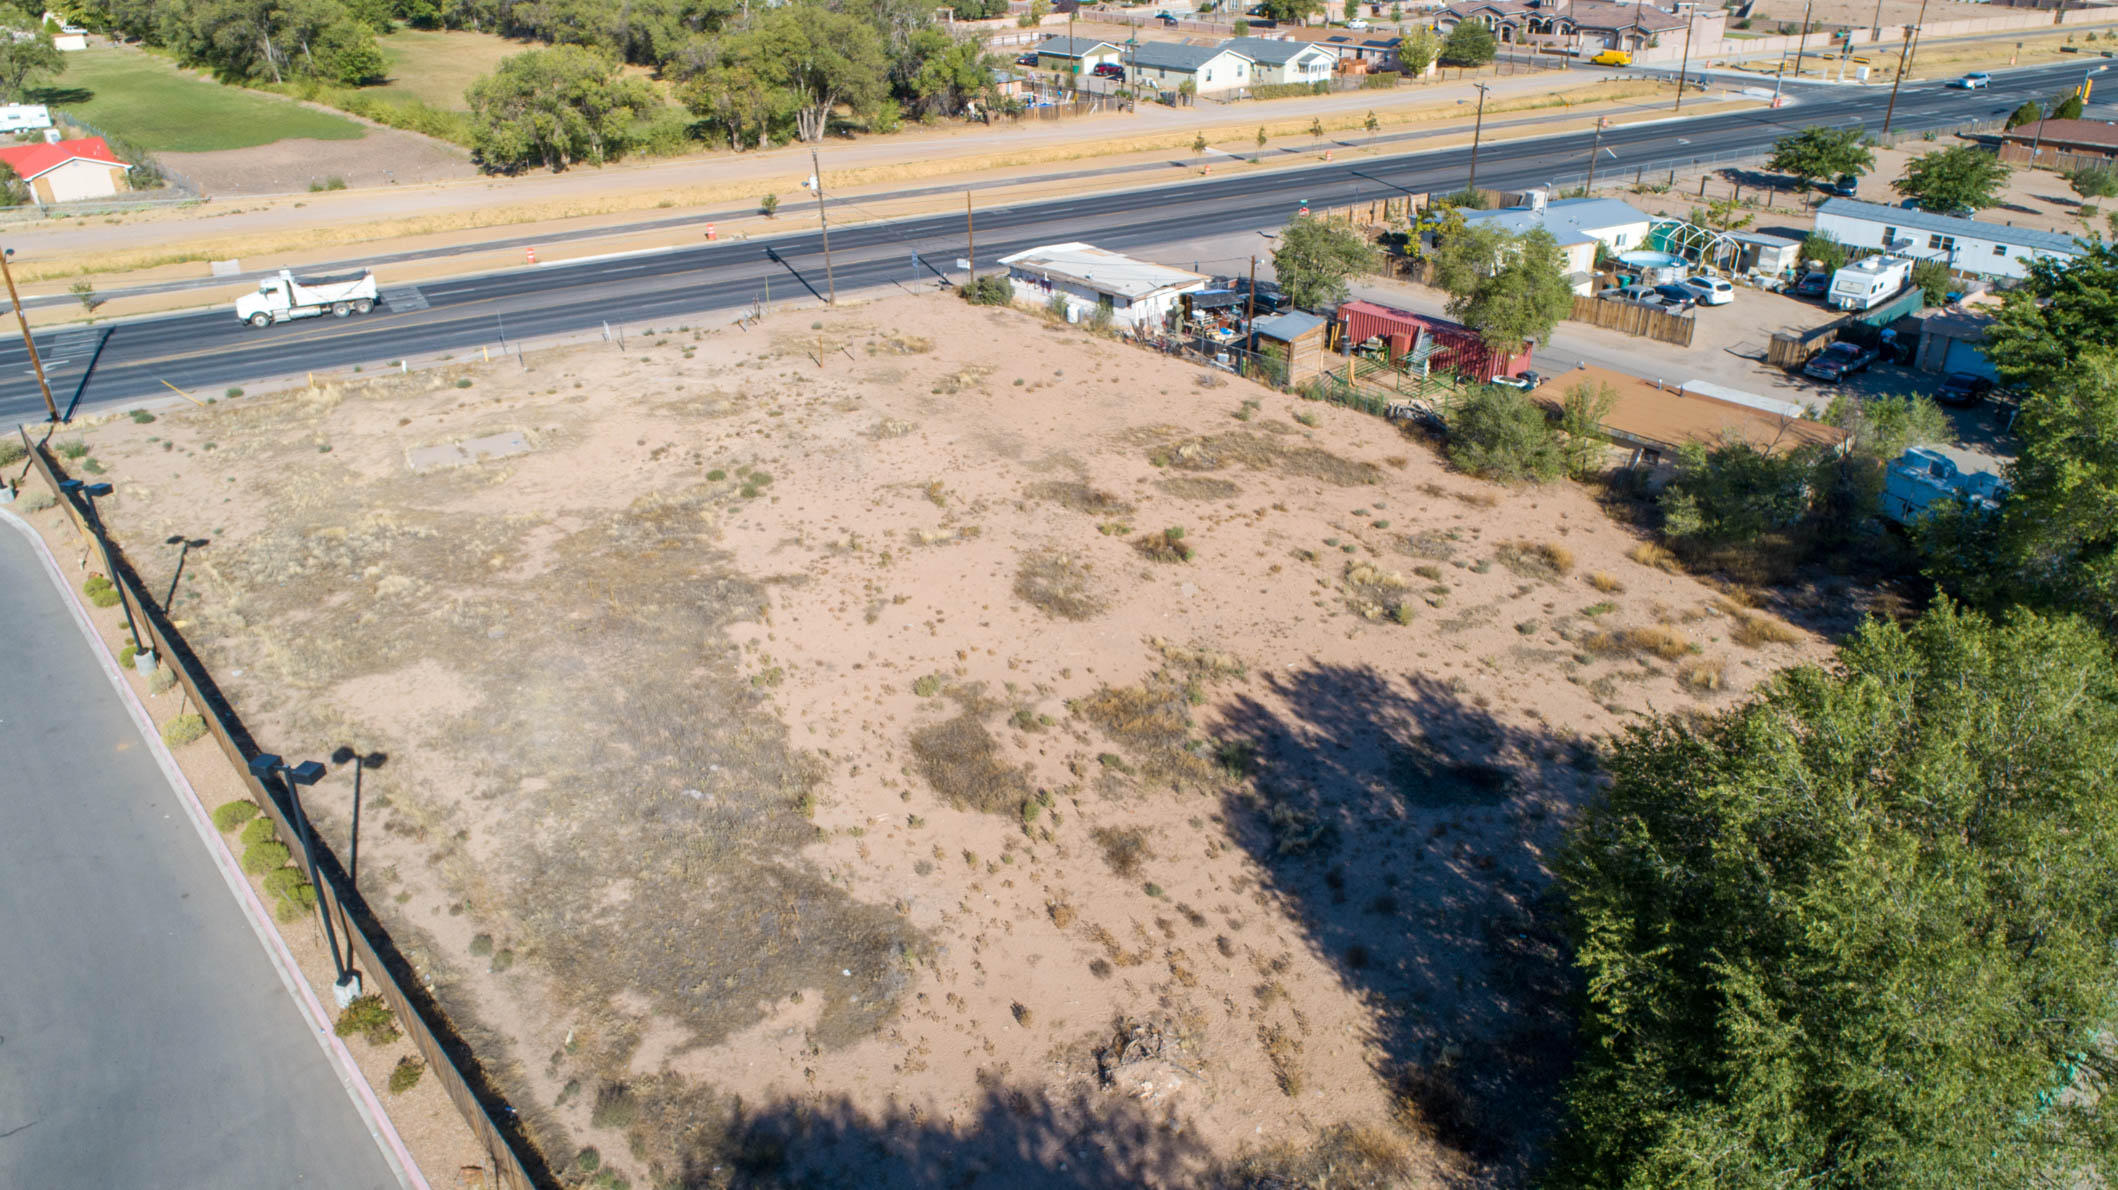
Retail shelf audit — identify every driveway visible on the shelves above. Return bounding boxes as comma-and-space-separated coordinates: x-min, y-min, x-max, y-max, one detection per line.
0, 515, 402, 1190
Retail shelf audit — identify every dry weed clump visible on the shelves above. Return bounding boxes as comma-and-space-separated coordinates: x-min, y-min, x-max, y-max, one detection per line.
1496, 540, 1574, 580
1092, 826, 1152, 877
1729, 610, 1801, 648
1012, 550, 1105, 621
1024, 480, 1134, 517
1587, 570, 1624, 593
1073, 643, 1243, 788
1343, 561, 1415, 623
1147, 430, 1380, 487
1157, 475, 1243, 501
1133, 526, 1196, 564
1628, 541, 1682, 572
1586, 625, 1696, 662
910, 712, 1033, 814
1678, 656, 1727, 691
1225, 1123, 1415, 1186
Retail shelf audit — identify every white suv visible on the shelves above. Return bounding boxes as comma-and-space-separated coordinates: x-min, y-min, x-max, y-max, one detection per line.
1958, 72, 1991, 89
1679, 275, 1734, 305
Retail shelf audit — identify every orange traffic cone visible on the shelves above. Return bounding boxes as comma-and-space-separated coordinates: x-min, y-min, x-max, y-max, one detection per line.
526, 246, 537, 264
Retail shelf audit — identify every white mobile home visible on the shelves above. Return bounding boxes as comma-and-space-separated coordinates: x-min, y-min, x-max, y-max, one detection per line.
1813, 198, 2084, 282
1125, 41, 1254, 96
998, 242, 1208, 331
1221, 37, 1336, 86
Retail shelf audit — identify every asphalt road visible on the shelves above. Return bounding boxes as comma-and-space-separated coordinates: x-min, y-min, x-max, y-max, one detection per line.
0, 517, 401, 1189
0, 60, 2091, 424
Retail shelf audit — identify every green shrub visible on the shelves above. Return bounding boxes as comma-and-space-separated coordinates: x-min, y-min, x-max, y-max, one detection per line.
90, 588, 122, 608
128, 409, 156, 424
590, 1082, 640, 1129
388, 1056, 425, 1094
454, 378, 473, 389
0, 438, 23, 466
118, 643, 136, 668
224, 387, 243, 399
262, 865, 310, 902
469, 933, 494, 956
211, 800, 260, 831
489, 948, 515, 973
16, 487, 51, 512
161, 713, 207, 747
147, 666, 178, 695
241, 840, 291, 875
959, 275, 1014, 306
333, 994, 401, 1046
83, 574, 112, 594
239, 816, 281, 847
576, 1147, 602, 1173
1447, 386, 1565, 483
55, 439, 88, 459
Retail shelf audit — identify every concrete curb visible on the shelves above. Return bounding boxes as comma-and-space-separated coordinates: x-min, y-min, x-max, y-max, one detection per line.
0, 504, 430, 1190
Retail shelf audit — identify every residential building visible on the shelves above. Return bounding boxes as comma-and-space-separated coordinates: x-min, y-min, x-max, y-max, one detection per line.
1812, 197, 2084, 281
40, 11, 88, 51
1724, 230, 1801, 278
1434, 0, 1704, 53
1250, 310, 1331, 383
997, 242, 1208, 331
1031, 36, 1123, 74
1998, 117, 2118, 164
0, 136, 128, 204
1281, 29, 1410, 72
1221, 36, 1337, 86
0, 103, 51, 133
1446, 195, 1653, 292
1339, 300, 1534, 383
1125, 41, 1254, 95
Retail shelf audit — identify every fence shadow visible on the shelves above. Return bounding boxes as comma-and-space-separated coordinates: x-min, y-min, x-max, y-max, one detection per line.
1212, 663, 1589, 1179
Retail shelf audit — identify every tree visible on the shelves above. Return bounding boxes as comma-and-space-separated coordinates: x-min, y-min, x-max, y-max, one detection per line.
674, 37, 799, 151
1984, 241, 2118, 387
1191, 130, 1206, 153
715, 6, 889, 143
902, 27, 999, 118
1893, 145, 2010, 214
1438, 20, 1494, 66
1910, 257, 1953, 304
1254, 0, 1319, 22
2054, 90, 2085, 121
1341, 0, 1355, 19
0, 160, 26, 207
1554, 601, 2118, 1189
1687, 196, 1752, 232
1433, 225, 1574, 349
1986, 348, 2118, 629
1447, 385, 1563, 482
1766, 125, 1873, 188
1255, 125, 1267, 149
1559, 381, 1616, 478
468, 46, 657, 172
1399, 24, 1438, 74
2065, 163, 2118, 200
1363, 109, 1378, 133
0, 28, 61, 100
1797, 230, 1847, 274
2006, 98, 2042, 128
1270, 216, 1376, 310
1657, 439, 1821, 546
1306, 116, 1322, 143
759, 192, 778, 217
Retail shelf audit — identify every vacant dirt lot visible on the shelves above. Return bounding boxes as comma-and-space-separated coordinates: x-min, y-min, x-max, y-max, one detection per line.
62, 293, 1825, 1187
160, 130, 477, 196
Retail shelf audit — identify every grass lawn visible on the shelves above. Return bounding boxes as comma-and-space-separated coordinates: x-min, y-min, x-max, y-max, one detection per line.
374, 28, 529, 110
34, 48, 365, 152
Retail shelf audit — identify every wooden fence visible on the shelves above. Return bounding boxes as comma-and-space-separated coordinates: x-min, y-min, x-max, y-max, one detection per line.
1569, 295, 1697, 347
18, 431, 546, 1190
1998, 143, 2118, 172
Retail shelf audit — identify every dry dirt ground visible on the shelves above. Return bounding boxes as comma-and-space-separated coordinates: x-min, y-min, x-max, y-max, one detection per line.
62, 293, 1828, 1188
159, 130, 478, 196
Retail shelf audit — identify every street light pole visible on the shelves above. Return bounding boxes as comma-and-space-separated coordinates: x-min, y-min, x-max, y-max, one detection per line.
62, 479, 142, 656
1, 247, 58, 423
248, 753, 359, 1006
1465, 83, 1491, 193
809, 147, 835, 307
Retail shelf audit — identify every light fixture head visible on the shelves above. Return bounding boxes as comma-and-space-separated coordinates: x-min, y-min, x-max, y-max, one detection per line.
247, 752, 283, 778
288, 760, 327, 786
85, 482, 113, 497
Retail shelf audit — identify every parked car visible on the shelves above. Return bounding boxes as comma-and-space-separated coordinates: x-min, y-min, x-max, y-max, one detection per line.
1935, 371, 1995, 406
1652, 283, 1700, 311
1793, 272, 1831, 298
1490, 371, 1545, 391
1344, 17, 1370, 28
1679, 275, 1735, 305
1956, 71, 1991, 89
1092, 62, 1125, 79
1017, 52, 1039, 65
1155, 8, 1178, 19
1825, 174, 1860, 197
1803, 341, 1877, 382
1590, 49, 1632, 66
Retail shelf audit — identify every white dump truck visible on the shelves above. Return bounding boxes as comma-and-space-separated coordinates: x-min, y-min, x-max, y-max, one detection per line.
1828, 255, 1914, 312
235, 268, 380, 327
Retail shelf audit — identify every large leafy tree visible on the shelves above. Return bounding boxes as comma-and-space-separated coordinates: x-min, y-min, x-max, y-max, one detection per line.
1253, 0, 1320, 22
1893, 144, 2011, 213
1555, 601, 2118, 1189
467, 45, 658, 171
1991, 349, 2118, 629
1984, 241, 2118, 387
1433, 225, 1573, 348
1447, 384, 1563, 482
1438, 19, 1494, 66
1270, 216, 1377, 311
1766, 125, 1873, 187
701, 5, 888, 144
0, 27, 62, 100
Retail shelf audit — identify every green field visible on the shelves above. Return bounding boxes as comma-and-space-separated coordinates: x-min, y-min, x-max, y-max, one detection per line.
36, 48, 365, 152
374, 28, 530, 110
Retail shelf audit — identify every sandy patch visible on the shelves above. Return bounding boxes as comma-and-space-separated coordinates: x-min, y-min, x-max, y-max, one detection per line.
58, 293, 1829, 1187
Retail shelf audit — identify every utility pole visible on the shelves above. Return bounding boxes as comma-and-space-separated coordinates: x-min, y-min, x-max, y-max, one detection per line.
1245, 255, 1258, 335
1465, 83, 1491, 193
810, 147, 835, 306
1791, 0, 1814, 82
1674, 13, 1695, 112
1881, 0, 1929, 136
1870, 0, 1884, 41
1, 248, 58, 423
965, 191, 976, 286
1585, 116, 1608, 191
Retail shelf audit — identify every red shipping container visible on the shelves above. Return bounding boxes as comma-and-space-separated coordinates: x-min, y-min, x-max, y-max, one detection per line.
1337, 300, 1532, 384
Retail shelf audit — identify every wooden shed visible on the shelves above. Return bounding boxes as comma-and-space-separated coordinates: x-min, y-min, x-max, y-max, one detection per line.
1251, 310, 1329, 384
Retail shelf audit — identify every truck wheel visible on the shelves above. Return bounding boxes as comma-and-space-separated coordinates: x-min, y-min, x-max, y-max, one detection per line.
332, 301, 351, 317
354, 298, 373, 314
249, 312, 270, 328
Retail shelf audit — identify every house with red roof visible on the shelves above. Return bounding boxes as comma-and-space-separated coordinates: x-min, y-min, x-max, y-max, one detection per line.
0, 136, 129, 204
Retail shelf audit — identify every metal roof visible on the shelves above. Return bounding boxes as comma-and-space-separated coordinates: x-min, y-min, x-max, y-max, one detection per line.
1221, 36, 1332, 65
1253, 311, 1327, 339
1457, 197, 1652, 246
997, 242, 1208, 300
1034, 36, 1119, 57
1128, 40, 1251, 72
1816, 198, 2087, 256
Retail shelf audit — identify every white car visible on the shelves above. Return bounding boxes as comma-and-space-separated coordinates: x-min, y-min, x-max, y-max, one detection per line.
1957, 72, 1990, 89
1679, 275, 1734, 306
1344, 17, 1370, 28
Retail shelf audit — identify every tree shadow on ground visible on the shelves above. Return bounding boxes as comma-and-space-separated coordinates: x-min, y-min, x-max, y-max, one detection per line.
26, 85, 92, 106
1212, 663, 1592, 1183
661, 1081, 1217, 1189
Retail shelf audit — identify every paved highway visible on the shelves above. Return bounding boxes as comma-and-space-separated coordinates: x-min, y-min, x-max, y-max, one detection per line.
0, 517, 403, 1189
0, 61, 2089, 424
